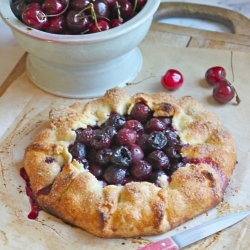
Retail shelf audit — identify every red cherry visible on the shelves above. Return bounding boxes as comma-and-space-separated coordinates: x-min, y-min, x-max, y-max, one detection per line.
89, 19, 110, 33
161, 69, 184, 90
109, 18, 123, 28
212, 80, 235, 103
42, 0, 67, 15
22, 6, 48, 30
116, 128, 137, 146
46, 16, 66, 34
128, 144, 144, 164
205, 66, 226, 86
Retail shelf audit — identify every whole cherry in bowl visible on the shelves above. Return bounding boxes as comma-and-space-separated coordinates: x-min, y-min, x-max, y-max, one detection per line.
0, 0, 161, 98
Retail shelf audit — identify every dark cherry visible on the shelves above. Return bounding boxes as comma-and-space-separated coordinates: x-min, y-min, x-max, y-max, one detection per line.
166, 162, 185, 176
165, 129, 178, 141
109, 18, 123, 28
131, 160, 152, 180
70, 0, 90, 11
89, 19, 110, 33
95, 148, 113, 165
89, 163, 104, 178
91, 0, 110, 19
123, 120, 144, 134
69, 141, 86, 159
90, 132, 111, 150
76, 127, 94, 146
212, 79, 235, 104
66, 10, 92, 33
42, 0, 67, 15
147, 150, 169, 171
130, 102, 152, 123
205, 66, 226, 86
103, 165, 127, 184
116, 128, 137, 146
110, 146, 132, 167
45, 15, 66, 34
25, 0, 44, 3
145, 118, 167, 133
27, 2, 42, 8
104, 113, 126, 129
102, 125, 117, 141
163, 146, 181, 161
106, 0, 116, 7
147, 131, 167, 150
86, 147, 97, 163
117, 0, 133, 20
128, 144, 144, 163
148, 170, 166, 184
136, 133, 149, 152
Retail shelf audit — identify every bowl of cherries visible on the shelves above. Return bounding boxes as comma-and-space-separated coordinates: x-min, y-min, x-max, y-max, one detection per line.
0, 0, 161, 98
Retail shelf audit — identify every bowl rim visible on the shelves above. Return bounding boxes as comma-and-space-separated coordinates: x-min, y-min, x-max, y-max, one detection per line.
0, 0, 161, 43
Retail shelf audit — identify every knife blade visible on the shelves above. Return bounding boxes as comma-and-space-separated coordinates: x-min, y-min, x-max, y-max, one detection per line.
138, 210, 250, 250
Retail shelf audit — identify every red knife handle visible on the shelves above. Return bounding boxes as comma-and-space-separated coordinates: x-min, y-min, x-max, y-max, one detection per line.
138, 237, 179, 250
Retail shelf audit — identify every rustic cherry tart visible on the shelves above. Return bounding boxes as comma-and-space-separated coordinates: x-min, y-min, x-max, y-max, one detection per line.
23, 87, 236, 238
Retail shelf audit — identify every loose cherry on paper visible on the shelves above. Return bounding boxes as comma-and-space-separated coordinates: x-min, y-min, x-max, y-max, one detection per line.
161, 69, 184, 91
205, 66, 226, 86
212, 79, 235, 104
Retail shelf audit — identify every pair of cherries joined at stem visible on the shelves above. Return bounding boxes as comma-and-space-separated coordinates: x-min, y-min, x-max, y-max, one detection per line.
160, 67, 240, 105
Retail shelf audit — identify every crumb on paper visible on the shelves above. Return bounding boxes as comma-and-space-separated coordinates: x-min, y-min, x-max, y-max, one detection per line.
132, 237, 152, 245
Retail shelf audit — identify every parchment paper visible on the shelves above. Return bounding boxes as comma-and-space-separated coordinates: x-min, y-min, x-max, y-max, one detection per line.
0, 40, 250, 250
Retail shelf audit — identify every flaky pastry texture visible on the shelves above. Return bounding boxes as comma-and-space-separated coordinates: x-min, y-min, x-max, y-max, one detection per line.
23, 87, 236, 238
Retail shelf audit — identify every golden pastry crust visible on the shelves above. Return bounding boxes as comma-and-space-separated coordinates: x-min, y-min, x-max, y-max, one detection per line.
23, 87, 236, 238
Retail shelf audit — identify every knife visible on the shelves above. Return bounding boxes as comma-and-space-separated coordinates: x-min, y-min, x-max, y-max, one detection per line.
138, 210, 250, 250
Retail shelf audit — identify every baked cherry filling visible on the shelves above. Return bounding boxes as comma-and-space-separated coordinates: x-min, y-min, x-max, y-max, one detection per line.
69, 102, 185, 186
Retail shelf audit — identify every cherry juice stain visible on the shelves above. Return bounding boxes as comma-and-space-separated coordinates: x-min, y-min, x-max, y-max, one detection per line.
20, 167, 40, 220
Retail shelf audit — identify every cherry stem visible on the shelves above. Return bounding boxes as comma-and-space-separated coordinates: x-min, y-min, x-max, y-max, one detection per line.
78, 4, 92, 14
46, 0, 69, 17
89, 3, 102, 32
20, 0, 26, 9
115, 1, 123, 22
229, 51, 240, 105
133, 0, 138, 13
126, 75, 160, 86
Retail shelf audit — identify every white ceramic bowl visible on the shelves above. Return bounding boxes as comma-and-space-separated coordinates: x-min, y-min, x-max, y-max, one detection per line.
0, 0, 161, 98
